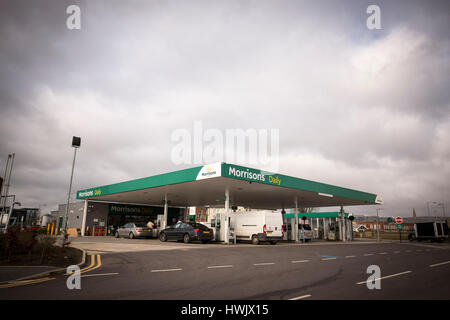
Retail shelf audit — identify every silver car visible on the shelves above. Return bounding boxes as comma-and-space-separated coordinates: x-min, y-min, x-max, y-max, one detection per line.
115, 222, 153, 239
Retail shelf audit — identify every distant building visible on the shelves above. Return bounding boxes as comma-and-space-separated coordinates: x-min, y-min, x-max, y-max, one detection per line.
8, 208, 40, 228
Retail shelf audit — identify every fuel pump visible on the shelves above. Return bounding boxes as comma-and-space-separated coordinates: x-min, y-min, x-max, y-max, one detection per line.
213, 214, 222, 241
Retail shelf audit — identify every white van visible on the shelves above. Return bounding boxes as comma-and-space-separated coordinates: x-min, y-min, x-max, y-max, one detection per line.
231, 211, 284, 245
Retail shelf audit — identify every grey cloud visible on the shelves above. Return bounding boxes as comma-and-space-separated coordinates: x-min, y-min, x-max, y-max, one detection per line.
0, 0, 449, 216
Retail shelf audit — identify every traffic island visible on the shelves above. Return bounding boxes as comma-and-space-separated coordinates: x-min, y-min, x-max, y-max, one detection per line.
0, 228, 86, 282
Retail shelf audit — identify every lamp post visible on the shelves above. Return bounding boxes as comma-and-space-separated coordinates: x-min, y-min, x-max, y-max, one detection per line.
63, 136, 81, 244
5, 201, 21, 232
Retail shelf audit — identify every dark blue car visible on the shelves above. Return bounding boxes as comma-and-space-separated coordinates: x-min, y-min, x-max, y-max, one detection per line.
159, 222, 213, 244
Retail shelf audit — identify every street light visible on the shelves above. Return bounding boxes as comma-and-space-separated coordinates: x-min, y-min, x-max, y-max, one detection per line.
5, 201, 21, 232
63, 136, 81, 244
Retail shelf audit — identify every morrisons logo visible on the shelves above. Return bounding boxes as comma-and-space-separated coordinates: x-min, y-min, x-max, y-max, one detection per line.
78, 190, 93, 197
201, 166, 217, 177
228, 166, 266, 183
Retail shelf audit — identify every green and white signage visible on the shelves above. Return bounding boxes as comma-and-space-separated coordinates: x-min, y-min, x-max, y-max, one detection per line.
77, 162, 381, 205
109, 204, 155, 216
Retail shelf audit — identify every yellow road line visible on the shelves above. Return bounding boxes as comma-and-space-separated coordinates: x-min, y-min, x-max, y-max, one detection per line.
63, 254, 96, 276
81, 255, 101, 274
0, 277, 55, 289
1, 254, 102, 289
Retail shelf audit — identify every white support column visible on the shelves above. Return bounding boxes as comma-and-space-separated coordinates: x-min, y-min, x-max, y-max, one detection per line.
224, 188, 230, 245
294, 197, 299, 243
163, 194, 168, 230
316, 218, 319, 239
341, 206, 346, 242
81, 200, 88, 236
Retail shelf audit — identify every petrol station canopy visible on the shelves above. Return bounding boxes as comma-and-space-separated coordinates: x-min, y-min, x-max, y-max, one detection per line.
76, 162, 383, 209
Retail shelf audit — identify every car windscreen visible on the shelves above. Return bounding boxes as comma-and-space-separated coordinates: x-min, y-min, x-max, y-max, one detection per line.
134, 223, 147, 228
191, 223, 209, 230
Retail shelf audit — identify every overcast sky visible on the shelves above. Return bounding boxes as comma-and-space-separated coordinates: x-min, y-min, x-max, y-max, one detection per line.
0, 0, 448, 217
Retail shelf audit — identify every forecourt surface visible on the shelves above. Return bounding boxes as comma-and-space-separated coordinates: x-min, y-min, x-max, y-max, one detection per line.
1, 242, 449, 300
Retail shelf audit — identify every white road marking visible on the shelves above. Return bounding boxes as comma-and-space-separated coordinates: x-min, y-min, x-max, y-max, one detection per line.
345, 255, 356, 258
379, 252, 388, 255
81, 273, 119, 278
254, 262, 275, 266
151, 268, 182, 273
356, 271, 412, 285
289, 294, 312, 300
321, 257, 337, 261
291, 260, 309, 263
364, 253, 374, 256
207, 265, 233, 269
429, 261, 450, 268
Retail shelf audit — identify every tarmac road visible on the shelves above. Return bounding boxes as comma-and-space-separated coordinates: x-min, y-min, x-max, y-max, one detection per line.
0, 241, 449, 300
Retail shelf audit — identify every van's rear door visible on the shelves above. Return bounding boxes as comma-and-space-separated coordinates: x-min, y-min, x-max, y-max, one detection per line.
265, 212, 283, 237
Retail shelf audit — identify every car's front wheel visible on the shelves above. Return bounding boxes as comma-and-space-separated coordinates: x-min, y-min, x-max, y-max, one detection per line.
115, 231, 120, 238
129, 232, 134, 239
159, 232, 167, 242
252, 235, 260, 245
183, 233, 191, 243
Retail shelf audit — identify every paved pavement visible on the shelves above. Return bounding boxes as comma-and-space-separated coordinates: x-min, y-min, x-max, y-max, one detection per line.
68, 236, 396, 254
0, 241, 449, 299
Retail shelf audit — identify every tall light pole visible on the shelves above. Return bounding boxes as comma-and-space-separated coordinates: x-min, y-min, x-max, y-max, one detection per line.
1, 154, 15, 218
376, 208, 383, 242
63, 136, 81, 243
4, 195, 17, 232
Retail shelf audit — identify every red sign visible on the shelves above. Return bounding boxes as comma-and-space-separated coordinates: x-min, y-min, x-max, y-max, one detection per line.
395, 216, 403, 224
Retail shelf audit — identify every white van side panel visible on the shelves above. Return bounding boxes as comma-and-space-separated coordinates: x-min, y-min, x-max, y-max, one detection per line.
232, 211, 283, 240
234, 212, 264, 240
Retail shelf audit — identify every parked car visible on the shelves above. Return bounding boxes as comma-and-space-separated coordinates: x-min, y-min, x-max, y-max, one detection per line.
298, 223, 313, 242
354, 225, 368, 233
115, 222, 153, 239
159, 222, 214, 243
